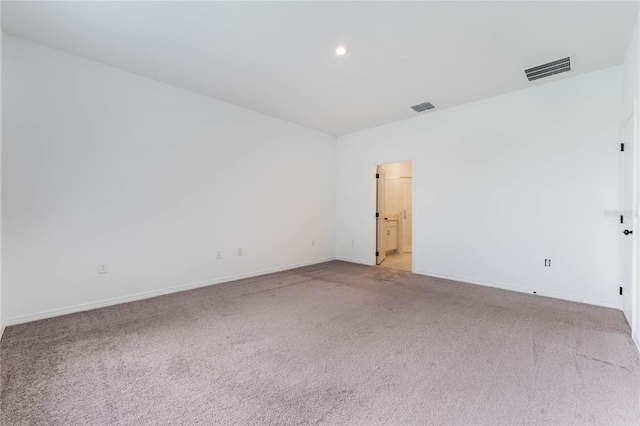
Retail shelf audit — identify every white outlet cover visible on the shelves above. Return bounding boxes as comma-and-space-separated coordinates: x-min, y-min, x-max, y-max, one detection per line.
237, 248, 243, 256
98, 262, 108, 274
216, 250, 222, 259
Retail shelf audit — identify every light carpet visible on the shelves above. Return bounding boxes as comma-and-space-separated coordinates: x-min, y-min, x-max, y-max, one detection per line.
1, 261, 638, 425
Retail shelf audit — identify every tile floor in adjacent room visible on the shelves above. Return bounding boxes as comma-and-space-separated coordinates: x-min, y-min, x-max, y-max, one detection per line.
380, 252, 412, 272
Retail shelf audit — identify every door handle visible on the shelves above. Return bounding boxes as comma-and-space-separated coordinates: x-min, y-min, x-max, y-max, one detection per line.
624, 229, 633, 235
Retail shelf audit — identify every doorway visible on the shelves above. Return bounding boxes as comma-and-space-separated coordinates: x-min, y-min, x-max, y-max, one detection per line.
376, 161, 412, 272
620, 104, 638, 331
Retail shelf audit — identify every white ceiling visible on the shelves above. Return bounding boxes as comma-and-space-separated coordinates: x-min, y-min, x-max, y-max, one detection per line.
2, 1, 638, 136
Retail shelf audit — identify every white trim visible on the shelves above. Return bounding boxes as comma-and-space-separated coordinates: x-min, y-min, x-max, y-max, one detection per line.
415, 269, 621, 310
0, 323, 4, 341
633, 333, 640, 355
336, 256, 372, 266
371, 164, 377, 266
411, 159, 416, 274
4, 257, 336, 327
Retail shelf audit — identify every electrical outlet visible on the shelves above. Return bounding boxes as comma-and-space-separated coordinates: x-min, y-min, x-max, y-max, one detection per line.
237, 248, 243, 256
98, 262, 108, 274
216, 250, 222, 259
351, 240, 355, 246
311, 240, 316, 246
544, 259, 552, 267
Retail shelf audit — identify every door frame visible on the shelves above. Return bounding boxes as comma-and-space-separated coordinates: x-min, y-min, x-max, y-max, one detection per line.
620, 99, 639, 345
371, 159, 416, 272
632, 99, 639, 346
376, 165, 387, 265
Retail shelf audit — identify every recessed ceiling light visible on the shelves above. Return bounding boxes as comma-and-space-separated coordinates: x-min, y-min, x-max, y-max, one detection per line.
336, 46, 348, 56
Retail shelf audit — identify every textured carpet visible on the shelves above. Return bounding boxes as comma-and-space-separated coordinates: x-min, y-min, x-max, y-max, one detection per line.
1, 261, 639, 425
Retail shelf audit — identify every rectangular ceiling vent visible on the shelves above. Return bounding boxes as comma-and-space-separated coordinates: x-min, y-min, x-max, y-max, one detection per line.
410, 101, 435, 113
524, 56, 571, 81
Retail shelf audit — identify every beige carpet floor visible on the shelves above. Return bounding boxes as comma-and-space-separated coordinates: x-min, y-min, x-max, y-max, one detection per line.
1, 261, 639, 425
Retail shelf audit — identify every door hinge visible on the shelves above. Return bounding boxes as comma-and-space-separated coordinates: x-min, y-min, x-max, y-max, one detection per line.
375, 212, 380, 218
376, 173, 380, 179
621, 215, 624, 224
620, 286, 623, 296
621, 143, 625, 152
375, 251, 379, 256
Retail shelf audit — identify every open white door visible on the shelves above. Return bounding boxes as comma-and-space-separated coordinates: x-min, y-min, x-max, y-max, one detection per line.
621, 105, 637, 328
376, 166, 386, 265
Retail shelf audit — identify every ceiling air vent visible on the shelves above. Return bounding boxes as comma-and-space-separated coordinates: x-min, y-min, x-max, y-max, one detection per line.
410, 101, 435, 112
524, 57, 571, 81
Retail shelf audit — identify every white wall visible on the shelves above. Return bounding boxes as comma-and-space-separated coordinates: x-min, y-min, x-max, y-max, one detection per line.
337, 66, 623, 308
0, 7, 4, 338
623, 15, 639, 120
2, 36, 336, 324
622, 12, 640, 351
1, 33, 631, 326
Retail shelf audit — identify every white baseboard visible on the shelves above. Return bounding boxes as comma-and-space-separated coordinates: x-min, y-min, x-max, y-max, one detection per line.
4, 256, 336, 327
414, 269, 621, 310
0, 323, 4, 342
336, 256, 372, 266
633, 332, 640, 355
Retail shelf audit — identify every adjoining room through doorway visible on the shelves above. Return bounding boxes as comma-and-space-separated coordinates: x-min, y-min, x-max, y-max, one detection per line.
376, 161, 412, 272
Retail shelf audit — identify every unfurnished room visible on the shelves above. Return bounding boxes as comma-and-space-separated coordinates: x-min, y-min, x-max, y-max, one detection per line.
0, 1, 639, 425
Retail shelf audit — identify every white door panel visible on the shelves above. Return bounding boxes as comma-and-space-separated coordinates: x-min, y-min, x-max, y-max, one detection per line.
621, 106, 637, 328
376, 166, 386, 265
